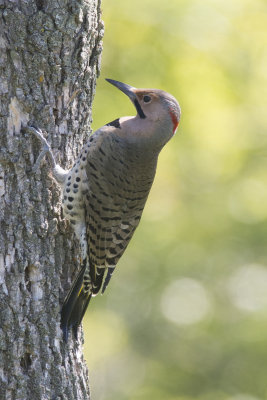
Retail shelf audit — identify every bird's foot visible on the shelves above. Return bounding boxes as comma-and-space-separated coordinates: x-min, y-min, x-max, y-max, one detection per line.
27, 125, 69, 183
27, 125, 57, 172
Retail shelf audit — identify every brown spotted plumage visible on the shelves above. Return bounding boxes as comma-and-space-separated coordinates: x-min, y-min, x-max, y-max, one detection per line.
28, 79, 181, 341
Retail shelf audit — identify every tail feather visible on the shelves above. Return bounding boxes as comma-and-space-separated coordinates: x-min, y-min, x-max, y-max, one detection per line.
72, 293, 92, 339
61, 264, 91, 342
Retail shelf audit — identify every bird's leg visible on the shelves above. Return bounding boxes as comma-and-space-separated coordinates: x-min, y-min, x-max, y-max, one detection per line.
27, 125, 69, 184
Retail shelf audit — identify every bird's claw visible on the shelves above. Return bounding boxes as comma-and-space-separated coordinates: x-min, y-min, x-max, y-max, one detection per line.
27, 125, 56, 171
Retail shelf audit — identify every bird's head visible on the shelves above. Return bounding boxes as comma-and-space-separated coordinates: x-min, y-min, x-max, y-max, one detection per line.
106, 79, 181, 149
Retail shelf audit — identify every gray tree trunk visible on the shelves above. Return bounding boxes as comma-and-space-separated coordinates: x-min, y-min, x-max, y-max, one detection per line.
0, 1, 103, 399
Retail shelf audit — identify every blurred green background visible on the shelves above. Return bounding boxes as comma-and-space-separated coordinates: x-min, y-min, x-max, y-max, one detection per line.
84, 0, 267, 399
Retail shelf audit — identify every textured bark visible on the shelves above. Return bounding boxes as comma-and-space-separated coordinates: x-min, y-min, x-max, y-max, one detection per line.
0, 1, 103, 399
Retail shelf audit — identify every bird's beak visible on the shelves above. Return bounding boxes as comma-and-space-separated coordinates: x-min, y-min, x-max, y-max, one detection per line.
106, 79, 146, 119
106, 78, 136, 102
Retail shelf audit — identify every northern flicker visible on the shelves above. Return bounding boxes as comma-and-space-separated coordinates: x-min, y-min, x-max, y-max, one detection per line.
28, 79, 181, 341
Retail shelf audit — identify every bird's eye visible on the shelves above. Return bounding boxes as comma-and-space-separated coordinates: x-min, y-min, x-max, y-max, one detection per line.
143, 95, 151, 103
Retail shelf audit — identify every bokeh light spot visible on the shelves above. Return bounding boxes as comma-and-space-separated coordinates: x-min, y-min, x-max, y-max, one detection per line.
228, 264, 267, 312
161, 278, 211, 325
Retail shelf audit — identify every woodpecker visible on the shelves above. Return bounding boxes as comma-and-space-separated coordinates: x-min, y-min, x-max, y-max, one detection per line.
28, 79, 181, 341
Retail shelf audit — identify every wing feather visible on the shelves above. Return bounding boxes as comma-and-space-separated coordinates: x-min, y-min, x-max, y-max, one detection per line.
83, 129, 153, 295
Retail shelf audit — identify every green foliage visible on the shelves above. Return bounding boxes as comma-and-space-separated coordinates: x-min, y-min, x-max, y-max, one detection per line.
84, 0, 267, 398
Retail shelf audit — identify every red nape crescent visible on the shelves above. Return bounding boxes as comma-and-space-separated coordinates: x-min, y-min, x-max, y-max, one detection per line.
169, 110, 179, 134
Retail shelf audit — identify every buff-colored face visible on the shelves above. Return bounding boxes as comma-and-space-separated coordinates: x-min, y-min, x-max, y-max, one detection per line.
134, 89, 181, 134
106, 79, 181, 139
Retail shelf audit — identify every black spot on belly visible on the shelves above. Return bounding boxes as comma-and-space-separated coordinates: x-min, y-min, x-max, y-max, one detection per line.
106, 118, 121, 129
